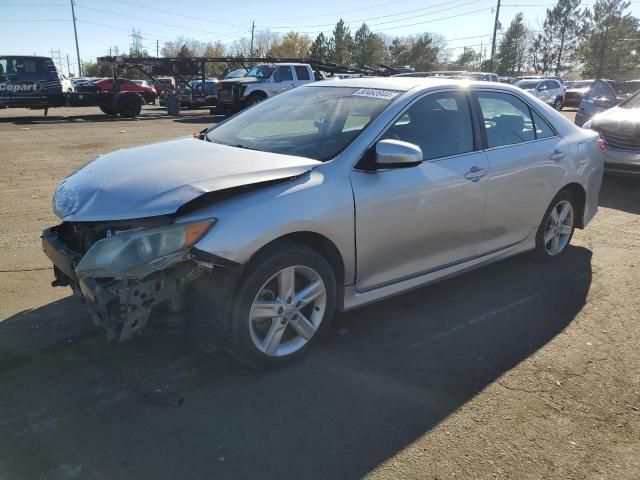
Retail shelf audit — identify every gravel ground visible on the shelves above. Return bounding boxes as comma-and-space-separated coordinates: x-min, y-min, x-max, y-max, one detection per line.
0, 105, 638, 480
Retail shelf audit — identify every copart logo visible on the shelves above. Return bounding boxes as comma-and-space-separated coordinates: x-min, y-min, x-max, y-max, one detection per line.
0, 81, 43, 93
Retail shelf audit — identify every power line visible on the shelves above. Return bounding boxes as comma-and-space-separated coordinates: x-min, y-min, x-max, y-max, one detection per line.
260, 0, 461, 22
107, 0, 244, 29
273, 6, 496, 35
76, 19, 175, 41
262, 0, 483, 29
76, 4, 239, 37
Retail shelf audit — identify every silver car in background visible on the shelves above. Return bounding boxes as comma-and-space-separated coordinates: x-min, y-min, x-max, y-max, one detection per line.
42, 78, 603, 368
583, 89, 640, 176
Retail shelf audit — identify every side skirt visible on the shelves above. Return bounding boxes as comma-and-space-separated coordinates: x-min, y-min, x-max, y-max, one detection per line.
341, 231, 536, 311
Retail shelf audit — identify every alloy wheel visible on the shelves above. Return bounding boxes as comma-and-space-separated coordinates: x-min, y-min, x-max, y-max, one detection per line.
544, 199, 574, 256
248, 266, 327, 357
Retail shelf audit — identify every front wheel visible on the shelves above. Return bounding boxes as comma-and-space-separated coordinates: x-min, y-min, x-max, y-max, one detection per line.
532, 191, 576, 260
553, 97, 563, 110
244, 92, 266, 108
228, 242, 337, 369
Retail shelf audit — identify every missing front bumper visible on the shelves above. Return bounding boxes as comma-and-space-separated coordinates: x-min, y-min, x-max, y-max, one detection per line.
42, 227, 202, 342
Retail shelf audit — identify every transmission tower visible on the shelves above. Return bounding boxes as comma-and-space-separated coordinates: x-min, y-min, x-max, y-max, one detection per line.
129, 29, 144, 56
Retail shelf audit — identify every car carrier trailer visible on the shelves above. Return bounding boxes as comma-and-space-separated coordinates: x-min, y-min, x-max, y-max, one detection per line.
1, 54, 400, 119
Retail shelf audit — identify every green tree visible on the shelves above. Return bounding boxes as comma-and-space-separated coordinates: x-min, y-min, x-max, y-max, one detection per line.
310, 33, 330, 61
353, 23, 388, 66
82, 62, 104, 77
530, 32, 557, 74
387, 34, 441, 70
407, 33, 441, 71
496, 13, 530, 76
329, 19, 353, 64
579, 0, 639, 78
542, 0, 587, 73
450, 48, 480, 70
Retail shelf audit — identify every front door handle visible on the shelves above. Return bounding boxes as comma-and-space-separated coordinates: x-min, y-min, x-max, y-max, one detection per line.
550, 149, 565, 161
464, 166, 487, 182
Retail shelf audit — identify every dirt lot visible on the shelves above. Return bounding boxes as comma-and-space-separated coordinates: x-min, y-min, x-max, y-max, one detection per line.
0, 105, 638, 480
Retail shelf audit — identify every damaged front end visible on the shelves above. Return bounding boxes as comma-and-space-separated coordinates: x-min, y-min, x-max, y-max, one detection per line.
42, 218, 217, 343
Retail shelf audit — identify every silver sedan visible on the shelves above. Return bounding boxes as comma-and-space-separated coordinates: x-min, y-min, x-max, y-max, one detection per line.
43, 78, 604, 368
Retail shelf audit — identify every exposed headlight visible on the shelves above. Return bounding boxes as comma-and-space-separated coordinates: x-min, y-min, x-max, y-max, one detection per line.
52, 181, 79, 219
75, 220, 215, 278
582, 120, 592, 129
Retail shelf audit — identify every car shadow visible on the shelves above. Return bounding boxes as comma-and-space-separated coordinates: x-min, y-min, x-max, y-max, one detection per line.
598, 174, 640, 214
0, 247, 592, 480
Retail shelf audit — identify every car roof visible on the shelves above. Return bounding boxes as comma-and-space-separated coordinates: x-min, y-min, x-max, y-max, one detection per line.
309, 76, 515, 93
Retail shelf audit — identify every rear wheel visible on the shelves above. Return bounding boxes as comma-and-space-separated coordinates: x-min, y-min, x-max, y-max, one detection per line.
118, 96, 142, 118
228, 242, 337, 369
532, 191, 576, 260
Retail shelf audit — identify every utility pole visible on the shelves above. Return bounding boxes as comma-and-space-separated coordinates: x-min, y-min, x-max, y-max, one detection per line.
479, 41, 483, 70
70, 0, 82, 76
250, 21, 255, 56
156, 39, 159, 58
66, 54, 71, 77
489, 0, 501, 72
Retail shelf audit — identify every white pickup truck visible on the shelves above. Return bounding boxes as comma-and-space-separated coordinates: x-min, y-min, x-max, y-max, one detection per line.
216, 63, 316, 113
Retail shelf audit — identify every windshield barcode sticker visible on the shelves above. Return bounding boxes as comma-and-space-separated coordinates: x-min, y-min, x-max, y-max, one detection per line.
351, 88, 399, 99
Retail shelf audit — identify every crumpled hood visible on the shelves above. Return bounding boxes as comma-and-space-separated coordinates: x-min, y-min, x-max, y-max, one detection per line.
54, 138, 320, 221
592, 106, 640, 128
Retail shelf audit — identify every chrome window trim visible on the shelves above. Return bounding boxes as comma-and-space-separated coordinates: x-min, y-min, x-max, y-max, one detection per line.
472, 88, 561, 153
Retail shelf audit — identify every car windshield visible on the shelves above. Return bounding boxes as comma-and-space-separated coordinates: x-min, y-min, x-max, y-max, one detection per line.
245, 65, 275, 79
515, 80, 539, 89
206, 86, 400, 161
571, 81, 593, 88
620, 90, 640, 109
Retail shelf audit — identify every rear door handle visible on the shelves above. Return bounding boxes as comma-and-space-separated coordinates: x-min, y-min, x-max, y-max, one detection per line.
550, 149, 565, 161
464, 166, 487, 182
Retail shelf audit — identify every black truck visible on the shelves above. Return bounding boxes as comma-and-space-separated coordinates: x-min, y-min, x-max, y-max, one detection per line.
1, 55, 146, 117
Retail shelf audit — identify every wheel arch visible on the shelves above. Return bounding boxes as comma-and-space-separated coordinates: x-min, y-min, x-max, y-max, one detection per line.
559, 182, 587, 228
246, 231, 346, 290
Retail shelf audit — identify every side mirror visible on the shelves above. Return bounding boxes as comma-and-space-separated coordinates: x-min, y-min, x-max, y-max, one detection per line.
375, 139, 423, 168
593, 97, 614, 109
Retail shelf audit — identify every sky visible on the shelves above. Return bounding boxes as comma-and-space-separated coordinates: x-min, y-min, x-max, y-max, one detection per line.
1, 0, 639, 76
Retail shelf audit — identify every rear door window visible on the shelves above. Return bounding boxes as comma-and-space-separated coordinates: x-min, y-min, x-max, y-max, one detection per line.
476, 91, 536, 147
294, 66, 310, 81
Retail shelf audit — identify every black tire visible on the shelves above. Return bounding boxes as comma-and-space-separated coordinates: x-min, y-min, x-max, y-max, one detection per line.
532, 190, 576, 261
227, 241, 337, 369
553, 97, 563, 111
118, 96, 142, 118
245, 92, 267, 108
99, 105, 116, 115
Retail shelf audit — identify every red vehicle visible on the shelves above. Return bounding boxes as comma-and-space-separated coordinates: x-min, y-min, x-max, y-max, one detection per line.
92, 78, 156, 104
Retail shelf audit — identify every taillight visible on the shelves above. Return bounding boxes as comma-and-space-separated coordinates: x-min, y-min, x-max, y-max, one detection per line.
598, 138, 606, 151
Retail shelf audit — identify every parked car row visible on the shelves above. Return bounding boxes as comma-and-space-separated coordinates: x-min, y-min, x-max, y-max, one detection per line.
514, 78, 565, 110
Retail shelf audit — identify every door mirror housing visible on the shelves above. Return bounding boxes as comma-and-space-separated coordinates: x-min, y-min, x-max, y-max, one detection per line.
593, 97, 615, 109
375, 139, 423, 168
